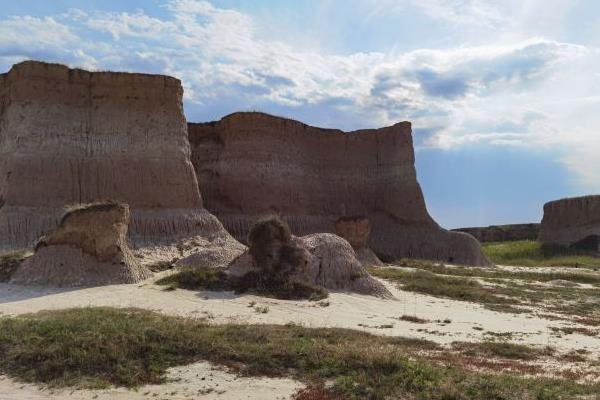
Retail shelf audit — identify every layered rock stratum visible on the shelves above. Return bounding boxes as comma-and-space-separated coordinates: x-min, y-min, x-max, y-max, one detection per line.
452, 223, 540, 243
189, 112, 490, 266
539, 195, 600, 251
0, 61, 235, 253
11, 202, 152, 286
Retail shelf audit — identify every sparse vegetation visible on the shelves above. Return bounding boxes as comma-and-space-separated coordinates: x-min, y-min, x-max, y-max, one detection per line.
452, 341, 553, 361
0, 249, 30, 282
483, 240, 600, 268
156, 267, 232, 291
373, 260, 600, 322
368, 267, 514, 310
156, 266, 328, 300
399, 259, 600, 286
0, 307, 597, 399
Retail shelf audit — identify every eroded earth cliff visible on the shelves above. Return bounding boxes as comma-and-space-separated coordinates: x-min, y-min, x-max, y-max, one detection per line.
539, 195, 600, 252
189, 112, 490, 266
452, 223, 540, 243
0, 61, 234, 252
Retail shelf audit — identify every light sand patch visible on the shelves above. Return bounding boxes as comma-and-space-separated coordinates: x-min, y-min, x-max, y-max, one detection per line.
1, 277, 598, 356
0, 361, 301, 400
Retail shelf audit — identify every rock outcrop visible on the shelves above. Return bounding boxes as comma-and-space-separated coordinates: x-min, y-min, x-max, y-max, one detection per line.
228, 233, 391, 298
334, 216, 382, 266
452, 223, 540, 243
11, 202, 152, 286
0, 61, 236, 254
539, 195, 600, 252
189, 112, 490, 266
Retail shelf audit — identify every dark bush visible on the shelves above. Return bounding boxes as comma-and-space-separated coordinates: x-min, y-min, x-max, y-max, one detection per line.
247, 215, 292, 271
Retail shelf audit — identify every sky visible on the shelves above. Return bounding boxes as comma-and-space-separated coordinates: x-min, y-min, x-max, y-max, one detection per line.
1, 0, 599, 228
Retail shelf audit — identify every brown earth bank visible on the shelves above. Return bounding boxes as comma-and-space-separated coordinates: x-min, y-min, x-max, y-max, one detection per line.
452, 223, 540, 243
188, 112, 490, 266
0, 61, 236, 253
539, 195, 600, 252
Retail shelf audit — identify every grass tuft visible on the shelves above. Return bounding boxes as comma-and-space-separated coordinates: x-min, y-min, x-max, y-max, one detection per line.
156, 267, 328, 301
452, 341, 553, 361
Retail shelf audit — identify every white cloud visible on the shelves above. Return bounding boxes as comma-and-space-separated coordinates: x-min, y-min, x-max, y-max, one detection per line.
0, 0, 599, 190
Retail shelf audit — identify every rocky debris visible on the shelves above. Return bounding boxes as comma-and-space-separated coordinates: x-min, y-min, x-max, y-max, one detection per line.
0, 61, 236, 253
334, 216, 382, 266
227, 217, 391, 298
174, 235, 247, 269
188, 112, 490, 266
452, 223, 540, 243
10, 202, 152, 286
539, 195, 600, 252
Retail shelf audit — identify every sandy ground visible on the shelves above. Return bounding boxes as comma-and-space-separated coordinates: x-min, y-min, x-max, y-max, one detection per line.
0, 362, 300, 400
1, 272, 599, 398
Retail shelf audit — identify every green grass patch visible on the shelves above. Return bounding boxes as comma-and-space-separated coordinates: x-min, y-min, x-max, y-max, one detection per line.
483, 240, 600, 268
156, 267, 328, 301
0, 307, 597, 399
156, 267, 232, 291
371, 264, 600, 320
452, 341, 553, 361
368, 267, 514, 309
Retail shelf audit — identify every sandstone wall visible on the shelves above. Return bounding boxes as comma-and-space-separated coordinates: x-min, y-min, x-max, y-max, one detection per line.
452, 223, 540, 243
189, 112, 490, 266
0, 61, 230, 251
539, 195, 600, 251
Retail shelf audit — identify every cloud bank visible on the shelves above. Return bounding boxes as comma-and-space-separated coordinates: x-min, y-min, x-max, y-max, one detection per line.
0, 0, 599, 190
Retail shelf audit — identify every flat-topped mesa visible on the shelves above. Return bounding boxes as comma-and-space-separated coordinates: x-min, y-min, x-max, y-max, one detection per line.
539, 195, 600, 252
189, 112, 490, 266
0, 60, 231, 251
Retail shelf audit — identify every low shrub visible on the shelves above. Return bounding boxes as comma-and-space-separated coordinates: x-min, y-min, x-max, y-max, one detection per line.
0, 250, 30, 282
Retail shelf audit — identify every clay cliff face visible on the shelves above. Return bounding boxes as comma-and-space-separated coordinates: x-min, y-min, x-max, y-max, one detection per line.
0, 61, 230, 251
539, 195, 600, 251
452, 223, 540, 243
189, 112, 490, 266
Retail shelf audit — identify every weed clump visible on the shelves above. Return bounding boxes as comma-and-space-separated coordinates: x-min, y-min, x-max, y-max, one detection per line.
0, 250, 30, 282
156, 267, 232, 291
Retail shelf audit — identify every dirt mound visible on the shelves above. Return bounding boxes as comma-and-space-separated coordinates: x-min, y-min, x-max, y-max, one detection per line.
301, 233, 391, 297
11, 202, 151, 286
228, 217, 391, 298
174, 236, 247, 269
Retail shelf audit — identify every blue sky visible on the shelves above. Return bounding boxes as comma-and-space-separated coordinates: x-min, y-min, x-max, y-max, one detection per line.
1, 1, 599, 228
